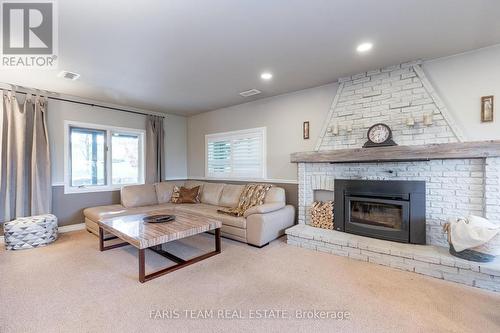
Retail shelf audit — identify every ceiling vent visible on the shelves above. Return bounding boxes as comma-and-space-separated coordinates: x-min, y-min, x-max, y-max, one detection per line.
58, 70, 80, 80
239, 89, 261, 97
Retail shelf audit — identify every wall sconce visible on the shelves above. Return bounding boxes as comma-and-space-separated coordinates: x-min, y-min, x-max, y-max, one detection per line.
423, 113, 433, 126
346, 124, 353, 133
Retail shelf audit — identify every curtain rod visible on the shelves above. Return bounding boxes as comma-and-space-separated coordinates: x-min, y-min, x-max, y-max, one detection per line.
2, 87, 166, 119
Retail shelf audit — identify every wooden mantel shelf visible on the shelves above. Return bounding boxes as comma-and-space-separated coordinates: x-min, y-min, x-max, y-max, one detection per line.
290, 140, 500, 163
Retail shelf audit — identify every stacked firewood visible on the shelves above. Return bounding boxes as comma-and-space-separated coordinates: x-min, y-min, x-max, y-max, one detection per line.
310, 201, 334, 230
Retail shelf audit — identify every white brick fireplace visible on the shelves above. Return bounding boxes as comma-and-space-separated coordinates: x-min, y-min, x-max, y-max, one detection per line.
298, 158, 500, 248
286, 61, 500, 292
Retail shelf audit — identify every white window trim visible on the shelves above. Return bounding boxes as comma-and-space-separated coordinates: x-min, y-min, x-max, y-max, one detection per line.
205, 127, 267, 180
64, 120, 146, 194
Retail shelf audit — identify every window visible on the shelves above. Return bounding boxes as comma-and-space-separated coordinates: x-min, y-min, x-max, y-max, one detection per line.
111, 132, 142, 185
69, 127, 106, 187
206, 127, 266, 180
65, 121, 145, 193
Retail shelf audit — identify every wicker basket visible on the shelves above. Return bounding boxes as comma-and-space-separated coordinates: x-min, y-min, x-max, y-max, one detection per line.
443, 222, 500, 263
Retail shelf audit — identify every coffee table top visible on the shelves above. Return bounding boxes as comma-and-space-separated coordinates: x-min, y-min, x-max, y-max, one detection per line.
98, 209, 222, 249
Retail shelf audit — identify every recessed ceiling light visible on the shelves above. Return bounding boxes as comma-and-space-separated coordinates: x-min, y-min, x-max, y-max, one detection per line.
57, 70, 80, 80
356, 42, 373, 53
260, 72, 273, 80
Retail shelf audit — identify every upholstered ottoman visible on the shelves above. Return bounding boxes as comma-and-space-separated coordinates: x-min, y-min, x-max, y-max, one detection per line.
4, 214, 58, 250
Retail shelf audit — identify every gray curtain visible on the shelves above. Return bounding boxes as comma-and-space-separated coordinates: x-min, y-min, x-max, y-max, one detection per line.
0, 91, 51, 223
145, 115, 165, 183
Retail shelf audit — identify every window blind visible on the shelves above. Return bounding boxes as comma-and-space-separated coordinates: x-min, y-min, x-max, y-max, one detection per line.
206, 127, 266, 179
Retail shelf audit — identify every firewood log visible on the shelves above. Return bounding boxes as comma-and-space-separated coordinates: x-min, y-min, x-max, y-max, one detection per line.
310, 200, 334, 230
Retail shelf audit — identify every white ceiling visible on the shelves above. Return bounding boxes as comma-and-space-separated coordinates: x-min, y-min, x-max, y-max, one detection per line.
2, 0, 500, 116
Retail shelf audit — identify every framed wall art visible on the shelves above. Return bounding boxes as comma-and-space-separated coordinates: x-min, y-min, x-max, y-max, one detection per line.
481, 95, 494, 122
303, 121, 310, 139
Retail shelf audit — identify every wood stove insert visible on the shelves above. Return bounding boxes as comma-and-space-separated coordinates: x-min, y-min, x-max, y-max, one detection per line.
334, 179, 426, 244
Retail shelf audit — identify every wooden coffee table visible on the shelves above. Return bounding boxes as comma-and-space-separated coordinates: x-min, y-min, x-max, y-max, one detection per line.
97, 210, 222, 283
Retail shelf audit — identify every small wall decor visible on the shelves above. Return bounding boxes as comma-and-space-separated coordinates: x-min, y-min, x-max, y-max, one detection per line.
303, 121, 310, 139
481, 96, 494, 122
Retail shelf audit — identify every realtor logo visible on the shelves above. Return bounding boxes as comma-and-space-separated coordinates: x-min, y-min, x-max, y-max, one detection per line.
1, 1, 58, 68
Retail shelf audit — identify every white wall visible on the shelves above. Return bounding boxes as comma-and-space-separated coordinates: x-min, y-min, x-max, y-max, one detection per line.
187, 45, 500, 182
187, 83, 339, 181
422, 45, 500, 141
164, 113, 188, 179
48, 99, 187, 184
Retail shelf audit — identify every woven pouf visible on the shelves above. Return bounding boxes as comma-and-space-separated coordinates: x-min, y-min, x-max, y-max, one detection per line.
4, 214, 58, 250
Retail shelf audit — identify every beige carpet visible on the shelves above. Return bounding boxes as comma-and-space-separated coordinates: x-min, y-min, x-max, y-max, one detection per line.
1, 230, 499, 333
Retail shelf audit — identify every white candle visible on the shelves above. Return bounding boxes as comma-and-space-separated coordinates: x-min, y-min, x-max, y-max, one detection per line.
423, 113, 433, 126
406, 116, 415, 127
332, 124, 339, 135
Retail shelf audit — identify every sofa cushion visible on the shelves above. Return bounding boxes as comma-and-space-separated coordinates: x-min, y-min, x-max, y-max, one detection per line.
155, 182, 176, 203
83, 203, 177, 222
175, 203, 246, 229
200, 183, 224, 205
153, 203, 177, 211
219, 184, 245, 208
121, 184, 158, 208
83, 205, 129, 222
243, 202, 286, 217
264, 187, 285, 203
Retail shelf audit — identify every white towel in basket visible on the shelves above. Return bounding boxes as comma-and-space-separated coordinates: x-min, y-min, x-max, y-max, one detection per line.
448, 215, 500, 252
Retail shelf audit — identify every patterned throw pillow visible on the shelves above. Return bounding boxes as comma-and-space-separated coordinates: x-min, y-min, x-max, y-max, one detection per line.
171, 185, 201, 204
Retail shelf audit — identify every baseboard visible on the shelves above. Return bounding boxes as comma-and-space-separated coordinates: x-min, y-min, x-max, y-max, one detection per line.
0, 223, 86, 245
58, 223, 86, 233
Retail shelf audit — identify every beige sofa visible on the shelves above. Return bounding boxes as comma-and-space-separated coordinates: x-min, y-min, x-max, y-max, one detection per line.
83, 180, 295, 247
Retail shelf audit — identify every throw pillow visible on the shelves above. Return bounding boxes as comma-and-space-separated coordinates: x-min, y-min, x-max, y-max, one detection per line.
171, 185, 201, 204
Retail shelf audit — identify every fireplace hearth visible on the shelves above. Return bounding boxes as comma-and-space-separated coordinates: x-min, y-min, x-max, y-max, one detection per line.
334, 179, 426, 244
